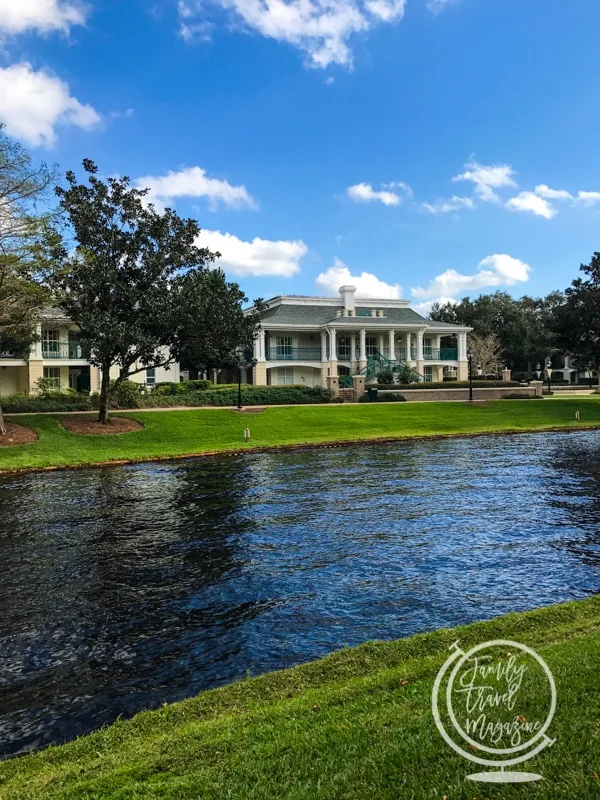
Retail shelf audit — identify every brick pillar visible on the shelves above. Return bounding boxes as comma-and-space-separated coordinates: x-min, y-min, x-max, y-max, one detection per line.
28, 361, 44, 394
502, 368, 512, 382
326, 376, 339, 396
352, 374, 365, 399
252, 363, 268, 386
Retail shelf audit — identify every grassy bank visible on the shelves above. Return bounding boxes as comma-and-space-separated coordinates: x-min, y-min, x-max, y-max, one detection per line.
1, 596, 599, 799
1, 397, 600, 472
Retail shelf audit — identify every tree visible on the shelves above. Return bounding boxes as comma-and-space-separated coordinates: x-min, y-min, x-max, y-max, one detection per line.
0, 129, 54, 434
467, 333, 504, 375
553, 253, 600, 372
174, 268, 265, 373
47, 160, 222, 424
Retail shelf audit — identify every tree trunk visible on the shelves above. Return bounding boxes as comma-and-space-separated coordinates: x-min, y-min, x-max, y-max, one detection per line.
0, 404, 6, 436
98, 365, 111, 425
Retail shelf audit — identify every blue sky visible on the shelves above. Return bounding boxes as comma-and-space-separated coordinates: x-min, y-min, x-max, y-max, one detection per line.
1, 0, 599, 311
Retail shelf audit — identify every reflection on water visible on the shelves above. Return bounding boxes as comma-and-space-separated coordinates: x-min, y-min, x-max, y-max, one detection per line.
0, 430, 599, 757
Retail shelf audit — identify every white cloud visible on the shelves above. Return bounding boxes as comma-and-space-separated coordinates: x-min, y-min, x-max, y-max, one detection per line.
506, 190, 556, 219
411, 254, 531, 301
534, 184, 573, 201
0, 0, 85, 36
412, 296, 456, 316
346, 182, 404, 206
452, 159, 517, 203
427, 0, 455, 14
421, 195, 474, 215
181, 0, 406, 68
135, 166, 257, 211
195, 229, 307, 276
577, 190, 600, 206
177, 0, 212, 40
316, 257, 402, 297
0, 62, 101, 147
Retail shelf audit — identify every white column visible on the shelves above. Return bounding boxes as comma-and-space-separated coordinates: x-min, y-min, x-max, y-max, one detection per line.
321, 330, 328, 361
457, 331, 467, 361
405, 332, 412, 361
32, 322, 43, 359
388, 329, 396, 361
330, 328, 337, 361
379, 333, 385, 356
259, 329, 266, 360
253, 335, 259, 361
416, 330, 424, 362
359, 329, 366, 361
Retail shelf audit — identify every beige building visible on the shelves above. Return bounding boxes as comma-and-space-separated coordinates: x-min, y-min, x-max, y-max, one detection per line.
0, 309, 179, 397
247, 286, 471, 386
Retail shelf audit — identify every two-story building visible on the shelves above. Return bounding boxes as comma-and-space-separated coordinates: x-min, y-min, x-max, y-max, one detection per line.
248, 286, 471, 386
0, 308, 179, 396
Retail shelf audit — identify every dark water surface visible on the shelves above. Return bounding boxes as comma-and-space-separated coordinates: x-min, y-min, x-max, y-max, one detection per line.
1, 431, 600, 757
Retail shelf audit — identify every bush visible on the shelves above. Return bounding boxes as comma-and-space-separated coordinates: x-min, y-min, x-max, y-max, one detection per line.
368, 380, 521, 390
377, 370, 395, 385
359, 392, 407, 403
113, 380, 143, 408
141, 385, 334, 407
2, 392, 92, 413
152, 379, 214, 395
501, 393, 541, 400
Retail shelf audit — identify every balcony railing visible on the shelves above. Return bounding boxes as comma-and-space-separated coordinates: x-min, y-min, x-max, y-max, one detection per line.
424, 348, 458, 360
265, 347, 322, 361
42, 342, 84, 359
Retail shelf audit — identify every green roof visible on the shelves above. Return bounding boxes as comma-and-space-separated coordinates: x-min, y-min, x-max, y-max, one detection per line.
260, 304, 431, 326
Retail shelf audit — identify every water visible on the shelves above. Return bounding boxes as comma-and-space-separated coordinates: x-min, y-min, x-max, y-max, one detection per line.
1, 431, 599, 758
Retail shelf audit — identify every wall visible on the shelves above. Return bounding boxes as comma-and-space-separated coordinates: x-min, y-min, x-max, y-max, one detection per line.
379, 386, 537, 402
0, 367, 21, 396
292, 366, 322, 386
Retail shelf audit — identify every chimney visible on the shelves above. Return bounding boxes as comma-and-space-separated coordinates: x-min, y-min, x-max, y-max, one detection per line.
339, 285, 356, 314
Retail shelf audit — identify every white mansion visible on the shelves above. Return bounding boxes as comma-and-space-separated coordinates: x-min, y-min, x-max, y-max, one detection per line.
248, 286, 471, 386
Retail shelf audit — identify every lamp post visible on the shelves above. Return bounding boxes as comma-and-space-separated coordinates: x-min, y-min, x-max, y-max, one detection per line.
467, 346, 473, 401
237, 365, 243, 410
587, 362, 593, 391
536, 362, 541, 380
545, 356, 552, 395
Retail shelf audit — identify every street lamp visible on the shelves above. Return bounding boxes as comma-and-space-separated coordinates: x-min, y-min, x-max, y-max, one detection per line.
467, 346, 473, 401
545, 356, 553, 395
587, 362, 594, 391
476, 362, 482, 377
536, 362, 542, 380
237, 364, 243, 410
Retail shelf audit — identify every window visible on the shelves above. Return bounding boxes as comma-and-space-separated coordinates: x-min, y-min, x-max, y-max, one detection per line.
424, 366, 433, 383
277, 367, 294, 385
42, 329, 60, 356
146, 368, 156, 387
366, 337, 378, 357
337, 337, 351, 359
43, 367, 61, 389
423, 337, 433, 358
275, 336, 293, 358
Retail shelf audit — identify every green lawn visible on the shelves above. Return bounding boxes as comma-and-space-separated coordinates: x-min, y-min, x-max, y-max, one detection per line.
1, 397, 600, 471
1, 596, 598, 799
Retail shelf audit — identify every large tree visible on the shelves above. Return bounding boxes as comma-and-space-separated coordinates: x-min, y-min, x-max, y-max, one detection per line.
174, 268, 265, 374
431, 290, 563, 371
553, 253, 600, 372
48, 159, 260, 423
0, 129, 54, 433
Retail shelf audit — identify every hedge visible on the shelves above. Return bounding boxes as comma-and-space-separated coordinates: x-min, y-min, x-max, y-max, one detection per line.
367, 380, 522, 390
142, 385, 334, 406
1, 393, 92, 413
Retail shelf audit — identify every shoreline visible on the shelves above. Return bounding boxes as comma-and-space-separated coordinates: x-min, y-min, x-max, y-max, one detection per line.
1, 420, 599, 477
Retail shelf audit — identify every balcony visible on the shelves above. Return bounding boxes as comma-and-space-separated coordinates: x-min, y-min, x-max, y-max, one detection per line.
265, 347, 322, 361
424, 348, 458, 360
42, 342, 84, 360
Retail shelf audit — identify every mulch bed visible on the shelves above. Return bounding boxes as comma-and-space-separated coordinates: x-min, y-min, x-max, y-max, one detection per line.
0, 422, 38, 447
59, 416, 144, 435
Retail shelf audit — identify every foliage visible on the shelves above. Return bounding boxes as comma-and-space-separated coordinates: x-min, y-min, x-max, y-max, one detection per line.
431, 290, 564, 369
142, 385, 334, 407
173, 268, 265, 373
395, 364, 418, 384
1, 393, 91, 413
376, 370, 394, 385
368, 380, 521, 390
553, 252, 600, 371
466, 332, 504, 375
113, 379, 143, 408
45, 159, 221, 423
501, 393, 541, 399
152, 379, 213, 395
362, 392, 406, 402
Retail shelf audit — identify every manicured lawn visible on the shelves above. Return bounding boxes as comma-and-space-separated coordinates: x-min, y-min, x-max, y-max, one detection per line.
1, 397, 600, 471
0, 596, 598, 799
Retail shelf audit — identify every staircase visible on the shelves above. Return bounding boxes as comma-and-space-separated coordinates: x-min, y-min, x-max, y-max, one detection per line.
358, 350, 424, 382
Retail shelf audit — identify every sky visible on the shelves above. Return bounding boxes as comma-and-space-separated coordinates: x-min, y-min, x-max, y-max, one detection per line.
1, 0, 599, 313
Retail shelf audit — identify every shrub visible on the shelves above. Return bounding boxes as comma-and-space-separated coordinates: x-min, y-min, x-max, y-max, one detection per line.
501, 393, 541, 400
152, 379, 214, 395
113, 380, 143, 408
368, 380, 521, 390
2, 392, 91, 413
376, 392, 407, 402
141, 385, 334, 407
377, 370, 395, 385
